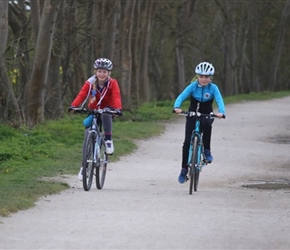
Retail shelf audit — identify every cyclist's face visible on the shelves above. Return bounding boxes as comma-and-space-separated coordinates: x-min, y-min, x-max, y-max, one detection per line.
95, 69, 110, 83
197, 75, 211, 86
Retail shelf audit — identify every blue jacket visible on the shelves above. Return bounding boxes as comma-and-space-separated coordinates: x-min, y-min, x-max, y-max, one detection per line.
174, 81, 226, 114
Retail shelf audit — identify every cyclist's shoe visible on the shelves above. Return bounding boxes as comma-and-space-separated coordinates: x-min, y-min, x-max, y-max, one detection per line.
78, 167, 83, 181
204, 149, 213, 163
105, 140, 114, 155
178, 168, 188, 184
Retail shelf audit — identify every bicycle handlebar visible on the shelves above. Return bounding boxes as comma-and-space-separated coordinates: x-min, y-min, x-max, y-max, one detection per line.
173, 110, 225, 119
69, 107, 122, 116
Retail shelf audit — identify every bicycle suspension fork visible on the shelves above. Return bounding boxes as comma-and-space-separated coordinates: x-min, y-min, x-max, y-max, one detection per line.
90, 131, 100, 165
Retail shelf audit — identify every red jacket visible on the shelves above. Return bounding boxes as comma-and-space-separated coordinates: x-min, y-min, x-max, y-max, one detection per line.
71, 76, 122, 110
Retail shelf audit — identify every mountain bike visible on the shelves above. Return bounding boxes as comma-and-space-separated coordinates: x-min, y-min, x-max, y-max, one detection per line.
177, 106, 225, 194
70, 107, 121, 191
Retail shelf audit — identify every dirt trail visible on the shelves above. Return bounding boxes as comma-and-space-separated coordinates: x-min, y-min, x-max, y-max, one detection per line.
1, 97, 290, 250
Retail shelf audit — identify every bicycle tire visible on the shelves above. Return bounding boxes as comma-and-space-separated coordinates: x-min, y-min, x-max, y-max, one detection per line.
189, 165, 194, 195
82, 131, 95, 191
190, 135, 200, 194
95, 138, 108, 189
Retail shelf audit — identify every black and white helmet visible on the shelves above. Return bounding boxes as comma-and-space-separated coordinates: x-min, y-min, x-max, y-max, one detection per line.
195, 62, 215, 76
94, 58, 113, 71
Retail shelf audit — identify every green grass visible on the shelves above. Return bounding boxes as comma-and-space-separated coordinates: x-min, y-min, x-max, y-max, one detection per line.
0, 91, 290, 217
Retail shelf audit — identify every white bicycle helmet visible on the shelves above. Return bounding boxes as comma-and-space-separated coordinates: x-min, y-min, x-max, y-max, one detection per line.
195, 62, 215, 76
94, 58, 113, 71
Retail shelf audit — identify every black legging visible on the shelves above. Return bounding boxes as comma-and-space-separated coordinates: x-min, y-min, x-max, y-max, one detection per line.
181, 116, 214, 168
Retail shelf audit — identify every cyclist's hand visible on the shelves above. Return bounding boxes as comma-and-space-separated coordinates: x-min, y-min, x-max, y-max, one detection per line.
216, 113, 225, 119
173, 108, 182, 114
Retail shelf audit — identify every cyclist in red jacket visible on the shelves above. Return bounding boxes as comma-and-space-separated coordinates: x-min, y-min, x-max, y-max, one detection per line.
69, 58, 122, 180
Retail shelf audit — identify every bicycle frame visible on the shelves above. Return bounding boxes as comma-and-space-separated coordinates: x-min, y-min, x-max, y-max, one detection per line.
187, 113, 206, 172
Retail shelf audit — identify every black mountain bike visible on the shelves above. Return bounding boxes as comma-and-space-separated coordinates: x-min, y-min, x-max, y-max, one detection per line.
71, 107, 120, 191
178, 106, 225, 194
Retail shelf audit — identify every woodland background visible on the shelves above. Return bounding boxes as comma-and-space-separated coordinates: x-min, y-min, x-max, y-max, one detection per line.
0, 0, 290, 127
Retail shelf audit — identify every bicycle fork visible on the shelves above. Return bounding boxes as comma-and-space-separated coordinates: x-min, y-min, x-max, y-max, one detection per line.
187, 134, 203, 173
196, 140, 203, 172
94, 136, 110, 166
91, 132, 100, 166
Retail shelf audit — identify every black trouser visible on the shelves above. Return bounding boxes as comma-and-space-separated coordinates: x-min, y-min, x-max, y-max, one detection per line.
181, 116, 214, 168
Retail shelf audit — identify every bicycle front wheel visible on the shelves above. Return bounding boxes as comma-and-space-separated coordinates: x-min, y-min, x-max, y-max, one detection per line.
190, 135, 200, 194
82, 132, 95, 191
95, 138, 108, 189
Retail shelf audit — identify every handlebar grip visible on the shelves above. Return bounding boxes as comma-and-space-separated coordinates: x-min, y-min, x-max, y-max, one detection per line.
116, 111, 123, 116
68, 107, 88, 113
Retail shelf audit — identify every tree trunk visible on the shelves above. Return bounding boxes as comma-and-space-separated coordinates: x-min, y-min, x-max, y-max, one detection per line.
270, 0, 290, 91
0, 0, 22, 123
249, 3, 260, 92
85, 0, 95, 77
45, 2, 64, 119
26, 0, 61, 127
142, 0, 154, 102
215, 0, 237, 96
30, 0, 40, 43
176, 0, 196, 94
176, 45, 185, 93
132, 1, 141, 107
103, 0, 118, 60
120, 0, 136, 110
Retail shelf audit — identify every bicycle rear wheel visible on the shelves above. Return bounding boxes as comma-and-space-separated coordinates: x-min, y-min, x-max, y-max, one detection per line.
82, 132, 95, 191
95, 138, 108, 189
190, 136, 200, 194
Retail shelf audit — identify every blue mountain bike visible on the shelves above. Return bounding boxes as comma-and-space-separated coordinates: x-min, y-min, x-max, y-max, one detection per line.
178, 107, 224, 194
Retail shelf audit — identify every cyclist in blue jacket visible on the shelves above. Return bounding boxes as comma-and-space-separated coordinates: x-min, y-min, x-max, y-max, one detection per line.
173, 62, 226, 183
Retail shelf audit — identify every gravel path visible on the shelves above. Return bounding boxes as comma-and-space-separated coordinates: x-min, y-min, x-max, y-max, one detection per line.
1, 97, 290, 250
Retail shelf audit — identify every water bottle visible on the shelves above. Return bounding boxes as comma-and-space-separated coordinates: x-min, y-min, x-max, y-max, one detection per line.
83, 115, 93, 127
